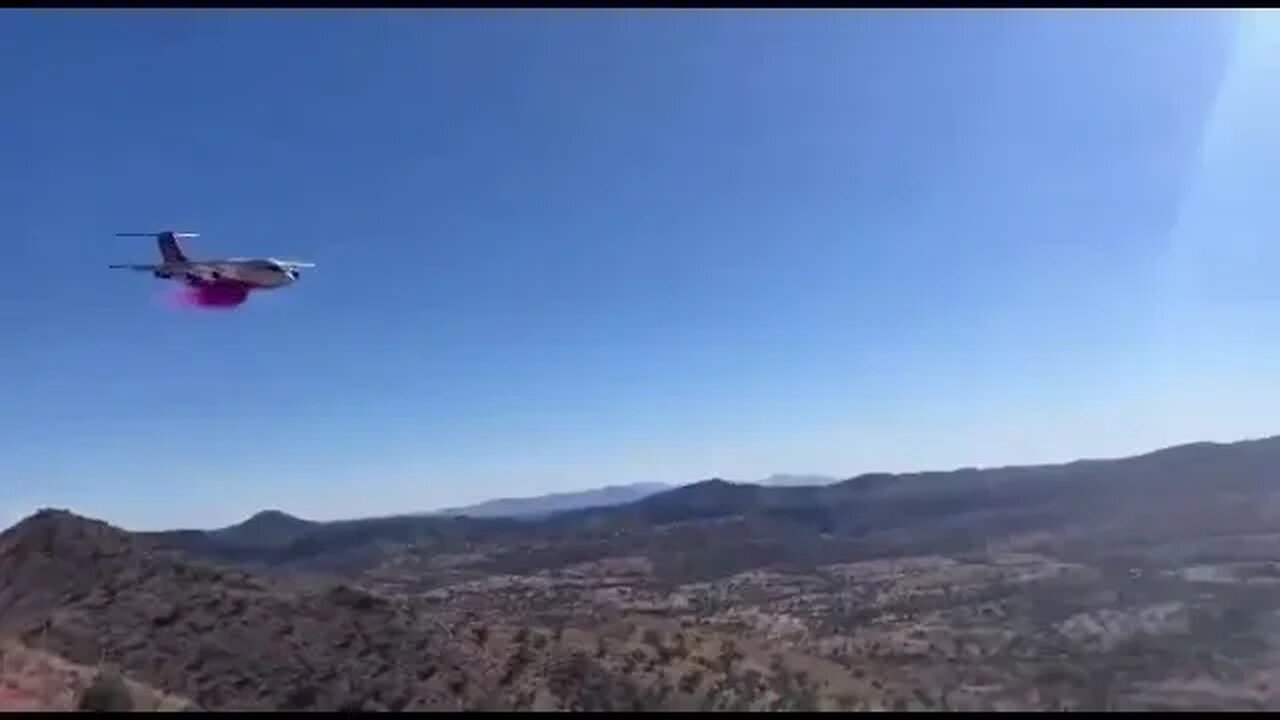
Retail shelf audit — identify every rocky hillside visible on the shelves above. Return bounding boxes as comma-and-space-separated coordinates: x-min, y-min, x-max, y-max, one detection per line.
6, 436, 1280, 710
0, 511, 518, 710
0, 641, 192, 711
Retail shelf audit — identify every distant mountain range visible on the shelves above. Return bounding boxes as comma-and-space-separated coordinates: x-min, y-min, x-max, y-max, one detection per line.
119, 435, 1280, 580
431, 482, 673, 519
116, 477, 836, 569
754, 474, 840, 487
56, 475, 837, 546
428, 475, 839, 519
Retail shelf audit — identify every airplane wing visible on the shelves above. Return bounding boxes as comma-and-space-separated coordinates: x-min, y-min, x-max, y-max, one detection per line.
111, 261, 221, 273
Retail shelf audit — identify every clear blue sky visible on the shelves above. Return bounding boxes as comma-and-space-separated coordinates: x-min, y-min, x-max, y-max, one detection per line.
3, 10, 1277, 530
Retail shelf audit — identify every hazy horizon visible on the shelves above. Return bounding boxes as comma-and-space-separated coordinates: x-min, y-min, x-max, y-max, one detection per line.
6, 10, 1280, 531
5, 430, 1277, 533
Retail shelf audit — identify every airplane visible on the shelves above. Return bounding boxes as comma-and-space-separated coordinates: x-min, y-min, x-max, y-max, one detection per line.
109, 231, 314, 307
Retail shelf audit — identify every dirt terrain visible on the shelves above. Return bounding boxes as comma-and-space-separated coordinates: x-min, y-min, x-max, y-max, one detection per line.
4, 437, 1280, 710
0, 641, 192, 711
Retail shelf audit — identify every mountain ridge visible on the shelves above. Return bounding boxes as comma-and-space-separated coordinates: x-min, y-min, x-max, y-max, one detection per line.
10, 435, 1280, 577
121, 434, 1280, 578
431, 481, 673, 519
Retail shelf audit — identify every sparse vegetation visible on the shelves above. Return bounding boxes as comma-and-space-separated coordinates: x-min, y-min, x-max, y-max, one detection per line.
7, 438, 1280, 710
76, 669, 133, 712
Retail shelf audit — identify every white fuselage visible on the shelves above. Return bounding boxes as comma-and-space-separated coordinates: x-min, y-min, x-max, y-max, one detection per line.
158, 258, 301, 289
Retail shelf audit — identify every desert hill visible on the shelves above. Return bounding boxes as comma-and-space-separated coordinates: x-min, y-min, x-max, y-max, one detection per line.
0, 510, 516, 710
6, 436, 1280, 710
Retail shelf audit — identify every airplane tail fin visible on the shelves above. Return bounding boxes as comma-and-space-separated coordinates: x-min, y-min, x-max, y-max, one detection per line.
157, 232, 188, 263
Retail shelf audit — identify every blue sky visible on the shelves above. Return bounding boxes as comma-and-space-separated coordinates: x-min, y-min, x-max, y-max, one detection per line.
3, 10, 1277, 530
